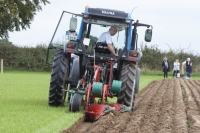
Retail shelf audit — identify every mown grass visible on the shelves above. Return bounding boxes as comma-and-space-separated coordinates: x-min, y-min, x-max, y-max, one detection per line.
0, 71, 82, 133
0, 71, 199, 132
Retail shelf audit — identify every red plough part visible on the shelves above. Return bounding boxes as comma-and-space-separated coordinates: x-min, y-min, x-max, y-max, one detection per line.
85, 104, 122, 121
83, 62, 124, 121
85, 105, 108, 121
69, 60, 133, 121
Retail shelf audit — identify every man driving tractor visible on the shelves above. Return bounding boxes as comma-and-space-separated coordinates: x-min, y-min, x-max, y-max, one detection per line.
96, 26, 118, 57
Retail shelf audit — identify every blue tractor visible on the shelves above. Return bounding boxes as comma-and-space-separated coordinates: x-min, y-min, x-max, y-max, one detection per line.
46, 6, 152, 121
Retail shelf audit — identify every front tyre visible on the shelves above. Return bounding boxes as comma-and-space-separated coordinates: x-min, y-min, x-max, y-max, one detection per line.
117, 61, 136, 107
48, 49, 69, 106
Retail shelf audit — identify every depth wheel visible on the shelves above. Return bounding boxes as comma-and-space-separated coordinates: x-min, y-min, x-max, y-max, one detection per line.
70, 93, 82, 112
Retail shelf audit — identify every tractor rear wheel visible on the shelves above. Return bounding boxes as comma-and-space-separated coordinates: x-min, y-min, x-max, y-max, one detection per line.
70, 93, 82, 112
48, 49, 69, 106
117, 61, 136, 107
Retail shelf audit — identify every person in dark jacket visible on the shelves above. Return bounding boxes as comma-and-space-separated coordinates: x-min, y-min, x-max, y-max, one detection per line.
182, 58, 192, 79
162, 57, 170, 78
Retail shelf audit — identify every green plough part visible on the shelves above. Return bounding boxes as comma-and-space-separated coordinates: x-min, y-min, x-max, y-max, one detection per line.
120, 105, 132, 112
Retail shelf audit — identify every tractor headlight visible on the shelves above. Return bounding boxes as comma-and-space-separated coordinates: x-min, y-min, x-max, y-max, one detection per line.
83, 13, 89, 18
129, 52, 138, 57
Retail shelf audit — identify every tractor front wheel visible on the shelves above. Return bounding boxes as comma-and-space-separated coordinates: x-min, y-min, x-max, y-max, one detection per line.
117, 61, 136, 107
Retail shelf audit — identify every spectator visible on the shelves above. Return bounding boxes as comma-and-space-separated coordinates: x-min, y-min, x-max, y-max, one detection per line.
182, 58, 192, 79
172, 59, 180, 78
162, 57, 170, 78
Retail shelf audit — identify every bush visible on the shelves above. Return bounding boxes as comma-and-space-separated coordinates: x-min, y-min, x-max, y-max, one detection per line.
0, 39, 51, 71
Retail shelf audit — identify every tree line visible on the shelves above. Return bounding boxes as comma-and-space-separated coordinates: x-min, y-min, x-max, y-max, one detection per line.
0, 39, 200, 75
0, 39, 51, 71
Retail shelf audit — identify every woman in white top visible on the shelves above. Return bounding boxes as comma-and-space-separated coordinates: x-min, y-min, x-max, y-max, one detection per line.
172, 59, 180, 78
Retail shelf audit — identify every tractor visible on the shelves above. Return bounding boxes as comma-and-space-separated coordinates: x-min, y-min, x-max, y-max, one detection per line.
46, 6, 153, 121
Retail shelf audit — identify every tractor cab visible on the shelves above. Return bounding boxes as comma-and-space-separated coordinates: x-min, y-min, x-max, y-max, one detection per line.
46, 7, 152, 65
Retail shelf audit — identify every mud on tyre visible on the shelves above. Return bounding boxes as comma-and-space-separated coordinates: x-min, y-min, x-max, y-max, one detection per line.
48, 49, 69, 106
117, 61, 136, 107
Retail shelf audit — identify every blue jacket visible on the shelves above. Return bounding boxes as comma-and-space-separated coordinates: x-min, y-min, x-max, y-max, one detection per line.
186, 61, 192, 73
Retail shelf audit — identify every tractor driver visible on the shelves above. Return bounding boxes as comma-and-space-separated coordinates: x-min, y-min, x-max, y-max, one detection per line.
96, 26, 118, 57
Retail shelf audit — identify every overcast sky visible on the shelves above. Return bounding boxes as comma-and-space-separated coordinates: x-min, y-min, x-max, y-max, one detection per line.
8, 0, 200, 54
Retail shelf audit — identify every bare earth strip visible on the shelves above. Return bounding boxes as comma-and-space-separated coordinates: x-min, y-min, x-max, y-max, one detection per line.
155, 79, 175, 133
185, 80, 200, 132
173, 79, 188, 132
180, 79, 200, 133
133, 79, 168, 132
124, 81, 162, 132
61, 79, 200, 133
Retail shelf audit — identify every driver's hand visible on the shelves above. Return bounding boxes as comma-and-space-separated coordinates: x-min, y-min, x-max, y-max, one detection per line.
113, 54, 118, 62
114, 53, 118, 57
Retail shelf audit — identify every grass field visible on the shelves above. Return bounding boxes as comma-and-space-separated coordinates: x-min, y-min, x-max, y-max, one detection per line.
0, 71, 199, 133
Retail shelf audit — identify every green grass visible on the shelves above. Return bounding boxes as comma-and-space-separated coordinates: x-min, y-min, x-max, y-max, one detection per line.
139, 75, 163, 90
0, 71, 199, 132
0, 72, 82, 133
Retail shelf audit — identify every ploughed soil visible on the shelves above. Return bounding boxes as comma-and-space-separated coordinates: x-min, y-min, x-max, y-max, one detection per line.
61, 79, 200, 133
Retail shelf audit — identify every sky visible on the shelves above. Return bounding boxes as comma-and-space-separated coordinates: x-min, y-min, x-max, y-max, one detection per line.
8, 0, 200, 54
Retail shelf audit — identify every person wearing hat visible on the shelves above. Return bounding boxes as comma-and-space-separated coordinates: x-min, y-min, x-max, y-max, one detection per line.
182, 58, 192, 78
96, 26, 118, 57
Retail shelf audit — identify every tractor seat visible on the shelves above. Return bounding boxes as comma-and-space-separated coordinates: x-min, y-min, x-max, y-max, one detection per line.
94, 42, 111, 55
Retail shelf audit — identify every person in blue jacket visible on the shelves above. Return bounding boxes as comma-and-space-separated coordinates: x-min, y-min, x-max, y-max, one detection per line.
182, 58, 192, 79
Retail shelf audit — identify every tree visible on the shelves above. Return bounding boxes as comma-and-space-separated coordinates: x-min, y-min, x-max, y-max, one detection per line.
0, 39, 13, 46
86, 35, 98, 52
0, 0, 50, 38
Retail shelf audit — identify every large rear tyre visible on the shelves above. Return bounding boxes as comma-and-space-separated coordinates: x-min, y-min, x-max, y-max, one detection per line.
48, 49, 69, 106
70, 93, 82, 112
117, 61, 136, 107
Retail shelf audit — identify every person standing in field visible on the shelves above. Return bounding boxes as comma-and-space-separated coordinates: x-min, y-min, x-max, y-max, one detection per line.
172, 59, 180, 78
182, 58, 192, 79
162, 57, 170, 78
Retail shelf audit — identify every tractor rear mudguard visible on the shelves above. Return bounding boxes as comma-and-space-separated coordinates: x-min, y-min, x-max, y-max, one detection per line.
66, 58, 80, 86
65, 77, 78, 86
